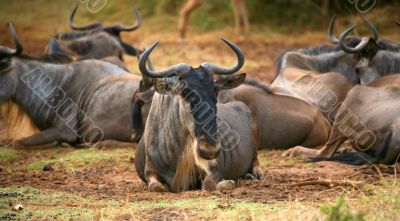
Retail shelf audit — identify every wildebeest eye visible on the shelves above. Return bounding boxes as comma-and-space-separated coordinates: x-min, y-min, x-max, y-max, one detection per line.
0, 57, 11, 71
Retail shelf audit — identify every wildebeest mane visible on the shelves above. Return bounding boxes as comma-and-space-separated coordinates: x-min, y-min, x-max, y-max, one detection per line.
377, 39, 400, 53
295, 37, 363, 56
16, 53, 74, 64
372, 51, 400, 76
275, 38, 362, 83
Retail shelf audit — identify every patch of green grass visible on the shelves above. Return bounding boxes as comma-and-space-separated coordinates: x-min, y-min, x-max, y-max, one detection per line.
0, 148, 19, 162
258, 151, 301, 168
26, 148, 133, 171
320, 197, 365, 221
355, 180, 400, 221
0, 186, 99, 220
1, 180, 400, 221
0, 186, 274, 220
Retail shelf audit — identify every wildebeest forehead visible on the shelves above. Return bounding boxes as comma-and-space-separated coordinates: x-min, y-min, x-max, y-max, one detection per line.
179, 68, 216, 99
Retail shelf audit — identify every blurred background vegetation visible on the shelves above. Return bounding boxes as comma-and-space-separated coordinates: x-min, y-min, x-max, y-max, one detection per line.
137, 0, 400, 32
0, 0, 399, 56
0, 0, 399, 33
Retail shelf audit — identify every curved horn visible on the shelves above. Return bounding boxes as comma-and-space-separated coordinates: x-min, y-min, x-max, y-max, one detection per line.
201, 38, 244, 75
135, 49, 153, 88
0, 22, 23, 56
339, 25, 369, 54
139, 42, 191, 78
68, 4, 102, 31
110, 5, 141, 32
328, 15, 339, 44
362, 18, 379, 40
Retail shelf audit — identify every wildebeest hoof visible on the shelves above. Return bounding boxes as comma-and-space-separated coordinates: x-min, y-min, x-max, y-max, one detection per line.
202, 176, 216, 191
252, 166, 264, 180
244, 173, 255, 180
148, 181, 166, 192
282, 146, 312, 158
216, 180, 235, 191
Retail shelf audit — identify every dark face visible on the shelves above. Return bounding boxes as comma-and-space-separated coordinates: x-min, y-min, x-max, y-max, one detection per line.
353, 39, 380, 64
154, 68, 246, 159
179, 67, 218, 145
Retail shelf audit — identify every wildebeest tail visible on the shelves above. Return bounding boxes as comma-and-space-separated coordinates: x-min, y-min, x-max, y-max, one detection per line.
308, 132, 392, 165
307, 152, 378, 165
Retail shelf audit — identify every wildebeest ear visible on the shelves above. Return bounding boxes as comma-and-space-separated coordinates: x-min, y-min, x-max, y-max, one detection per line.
137, 90, 154, 103
153, 77, 180, 95
46, 37, 70, 56
216, 73, 246, 90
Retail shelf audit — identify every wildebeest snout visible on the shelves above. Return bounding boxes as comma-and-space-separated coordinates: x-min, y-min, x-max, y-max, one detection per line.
197, 137, 220, 160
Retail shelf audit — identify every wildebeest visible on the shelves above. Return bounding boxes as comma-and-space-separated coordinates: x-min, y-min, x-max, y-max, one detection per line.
135, 39, 260, 192
271, 18, 387, 121
283, 25, 400, 164
284, 75, 400, 165
337, 23, 400, 84
0, 23, 147, 147
271, 18, 361, 121
218, 79, 331, 150
47, 3, 141, 60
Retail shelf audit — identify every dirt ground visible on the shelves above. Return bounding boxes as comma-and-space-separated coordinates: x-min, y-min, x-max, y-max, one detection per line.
1, 20, 400, 220
0, 146, 398, 220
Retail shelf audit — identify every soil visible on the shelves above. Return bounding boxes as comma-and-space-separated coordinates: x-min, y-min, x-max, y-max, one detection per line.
0, 149, 396, 204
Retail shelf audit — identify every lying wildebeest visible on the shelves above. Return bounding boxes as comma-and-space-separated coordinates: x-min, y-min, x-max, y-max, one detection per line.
284, 74, 400, 165
271, 17, 381, 121
283, 25, 400, 164
218, 78, 331, 150
47, 3, 141, 60
135, 39, 260, 192
0, 23, 148, 147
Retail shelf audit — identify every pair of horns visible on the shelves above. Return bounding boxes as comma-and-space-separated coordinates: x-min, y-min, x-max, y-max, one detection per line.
328, 16, 379, 44
139, 38, 244, 78
68, 4, 141, 32
0, 22, 23, 57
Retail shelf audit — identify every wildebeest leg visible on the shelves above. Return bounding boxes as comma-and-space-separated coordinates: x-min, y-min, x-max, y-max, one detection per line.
282, 126, 347, 159
144, 156, 167, 192
200, 159, 236, 191
134, 139, 146, 183
250, 152, 264, 179
178, 0, 204, 41
14, 127, 76, 148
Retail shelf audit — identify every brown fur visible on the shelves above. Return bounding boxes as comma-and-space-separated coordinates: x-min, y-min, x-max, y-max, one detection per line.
171, 137, 198, 192
0, 101, 38, 144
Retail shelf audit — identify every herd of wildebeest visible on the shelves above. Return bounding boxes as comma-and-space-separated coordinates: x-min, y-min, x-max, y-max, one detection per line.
1, 4, 400, 193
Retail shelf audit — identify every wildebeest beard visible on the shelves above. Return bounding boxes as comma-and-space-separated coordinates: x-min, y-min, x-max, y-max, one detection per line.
179, 67, 218, 145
